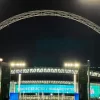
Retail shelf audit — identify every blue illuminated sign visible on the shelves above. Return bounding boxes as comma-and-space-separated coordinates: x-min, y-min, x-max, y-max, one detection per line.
15, 84, 74, 93
10, 93, 19, 100
74, 93, 79, 100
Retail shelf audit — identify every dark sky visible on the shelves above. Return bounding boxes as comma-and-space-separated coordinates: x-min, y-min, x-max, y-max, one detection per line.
0, 0, 100, 68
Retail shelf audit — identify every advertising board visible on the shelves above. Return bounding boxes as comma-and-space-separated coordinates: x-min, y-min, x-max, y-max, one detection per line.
15, 84, 100, 98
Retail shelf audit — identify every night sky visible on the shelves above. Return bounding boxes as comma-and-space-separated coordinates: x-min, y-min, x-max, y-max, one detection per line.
0, 0, 100, 68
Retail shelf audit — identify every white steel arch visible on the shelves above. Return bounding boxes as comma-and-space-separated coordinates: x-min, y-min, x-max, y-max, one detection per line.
0, 10, 100, 34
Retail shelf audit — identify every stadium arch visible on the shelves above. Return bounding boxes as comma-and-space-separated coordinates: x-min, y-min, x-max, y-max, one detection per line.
0, 10, 100, 34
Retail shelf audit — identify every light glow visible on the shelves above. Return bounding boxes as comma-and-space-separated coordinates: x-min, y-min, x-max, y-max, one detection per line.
64, 63, 68, 67
0, 58, 3, 62
10, 62, 26, 68
64, 62, 80, 68
16, 63, 20, 66
10, 63, 15, 67
21, 63, 26, 67
75, 63, 80, 68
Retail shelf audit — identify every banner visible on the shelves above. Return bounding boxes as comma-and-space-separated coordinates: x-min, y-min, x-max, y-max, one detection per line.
15, 84, 74, 93
14, 84, 100, 98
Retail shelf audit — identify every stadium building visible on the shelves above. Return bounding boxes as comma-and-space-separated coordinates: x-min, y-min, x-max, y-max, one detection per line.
9, 67, 100, 100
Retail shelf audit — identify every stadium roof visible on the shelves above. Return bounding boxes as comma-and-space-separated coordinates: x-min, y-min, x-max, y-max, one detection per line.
10, 67, 100, 77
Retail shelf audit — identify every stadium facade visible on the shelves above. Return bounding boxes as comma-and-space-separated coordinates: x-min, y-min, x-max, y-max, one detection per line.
9, 67, 100, 100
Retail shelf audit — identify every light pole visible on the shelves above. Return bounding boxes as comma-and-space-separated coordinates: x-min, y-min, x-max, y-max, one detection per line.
10, 62, 26, 93
64, 62, 80, 93
0, 58, 3, 100
42, 92, 44, 100
38, 90, 39, 100
87, 60, 90, 100
50, 93, 53, 100
0, 58, 3, 81
62, 94, 64, 100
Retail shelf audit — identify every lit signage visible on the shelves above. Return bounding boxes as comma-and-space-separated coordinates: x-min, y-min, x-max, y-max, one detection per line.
90, 85, 100, 98
10, 93, 19, 100
15, 84, 74, 93
15, 84, 100, 98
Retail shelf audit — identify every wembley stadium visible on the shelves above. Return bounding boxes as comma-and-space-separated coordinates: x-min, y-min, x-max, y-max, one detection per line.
8, 67, 100, 100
